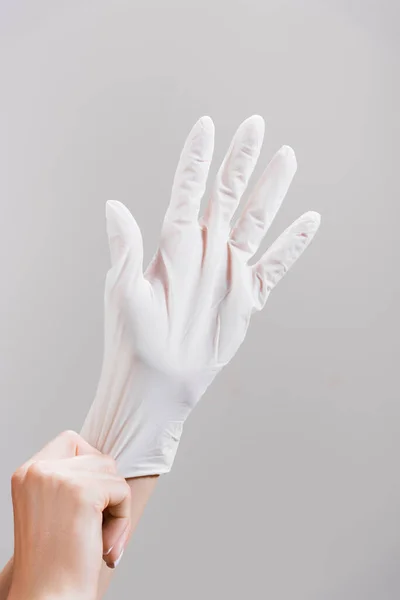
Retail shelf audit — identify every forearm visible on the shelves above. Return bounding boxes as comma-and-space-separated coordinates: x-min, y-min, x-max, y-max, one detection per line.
96, 474, 159, 599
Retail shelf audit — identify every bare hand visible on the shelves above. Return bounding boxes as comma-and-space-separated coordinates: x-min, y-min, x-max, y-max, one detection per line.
8, 430, 131, 600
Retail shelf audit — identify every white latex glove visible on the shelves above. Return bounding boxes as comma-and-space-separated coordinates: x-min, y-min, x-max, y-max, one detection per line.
81, 115, 320, 478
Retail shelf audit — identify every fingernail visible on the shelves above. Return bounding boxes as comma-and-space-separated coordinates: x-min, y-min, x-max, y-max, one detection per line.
108, 549, 124, 569
103, 546, 113, 557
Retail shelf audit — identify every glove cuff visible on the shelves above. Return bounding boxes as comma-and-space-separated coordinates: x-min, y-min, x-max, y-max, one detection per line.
80, 356, 195, 477
111, 420, 184, 478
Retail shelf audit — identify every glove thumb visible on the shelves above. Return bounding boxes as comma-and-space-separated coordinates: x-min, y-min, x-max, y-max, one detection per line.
105, 200, 144, 274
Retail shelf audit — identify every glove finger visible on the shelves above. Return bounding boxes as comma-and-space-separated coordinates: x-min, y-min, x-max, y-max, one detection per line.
252, 211, 321, 311
106, 200, 144, 276
163, 116, 214, 229
230, 145, 297, 260
201, 115, 264, 232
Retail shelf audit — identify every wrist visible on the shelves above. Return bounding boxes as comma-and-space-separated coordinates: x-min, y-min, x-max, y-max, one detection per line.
81, 356, 196, 477
8, 587, 87, 600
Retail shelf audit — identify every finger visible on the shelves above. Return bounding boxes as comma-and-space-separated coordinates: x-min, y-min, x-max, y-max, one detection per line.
28, 430, 101, 465
252, 211, 321, 310
201, 115, 264, 231
98, 478, 131, 568
105, 200, 144, 276
162, 116, 214, 229
103, 477, 131, 519
230, 145, 297, 260
56, 470, 131, 568
52, 454, 118, 475
102, 510, 130, 568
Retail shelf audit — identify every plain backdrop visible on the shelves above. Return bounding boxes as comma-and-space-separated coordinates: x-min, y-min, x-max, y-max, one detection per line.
0, 1, 399, 598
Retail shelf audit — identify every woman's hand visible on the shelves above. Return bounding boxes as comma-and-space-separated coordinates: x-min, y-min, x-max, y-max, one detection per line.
8, 430, 131, 600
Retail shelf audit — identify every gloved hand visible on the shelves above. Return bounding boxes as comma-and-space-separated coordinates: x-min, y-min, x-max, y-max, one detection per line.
81, 115, 320, 478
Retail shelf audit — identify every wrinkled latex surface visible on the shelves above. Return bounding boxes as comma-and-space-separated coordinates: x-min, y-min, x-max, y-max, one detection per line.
81, 115, 320, 477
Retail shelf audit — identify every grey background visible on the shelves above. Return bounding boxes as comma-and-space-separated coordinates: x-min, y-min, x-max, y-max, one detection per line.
0, 1, 399, 598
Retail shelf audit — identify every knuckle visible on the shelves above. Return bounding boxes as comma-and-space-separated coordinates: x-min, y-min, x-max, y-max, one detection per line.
11, 467, 25, 489
103, 454, 117, 473
25, 461, 45, 480
241, 142, 256, 157
60, 429, 79, 446
60, 429, 78, 439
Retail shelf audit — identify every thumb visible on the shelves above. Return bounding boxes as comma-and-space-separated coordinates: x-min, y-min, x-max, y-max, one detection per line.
102, 514, 130, 569
105, 200, 144, 273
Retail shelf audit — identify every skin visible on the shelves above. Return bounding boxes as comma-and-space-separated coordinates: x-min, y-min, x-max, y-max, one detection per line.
0, 560, 12, 600
0, 431, 158, 600
96, 476, 158, 598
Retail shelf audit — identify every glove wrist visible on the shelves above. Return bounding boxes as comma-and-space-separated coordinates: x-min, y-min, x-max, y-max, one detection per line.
81, 353, 204, 477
